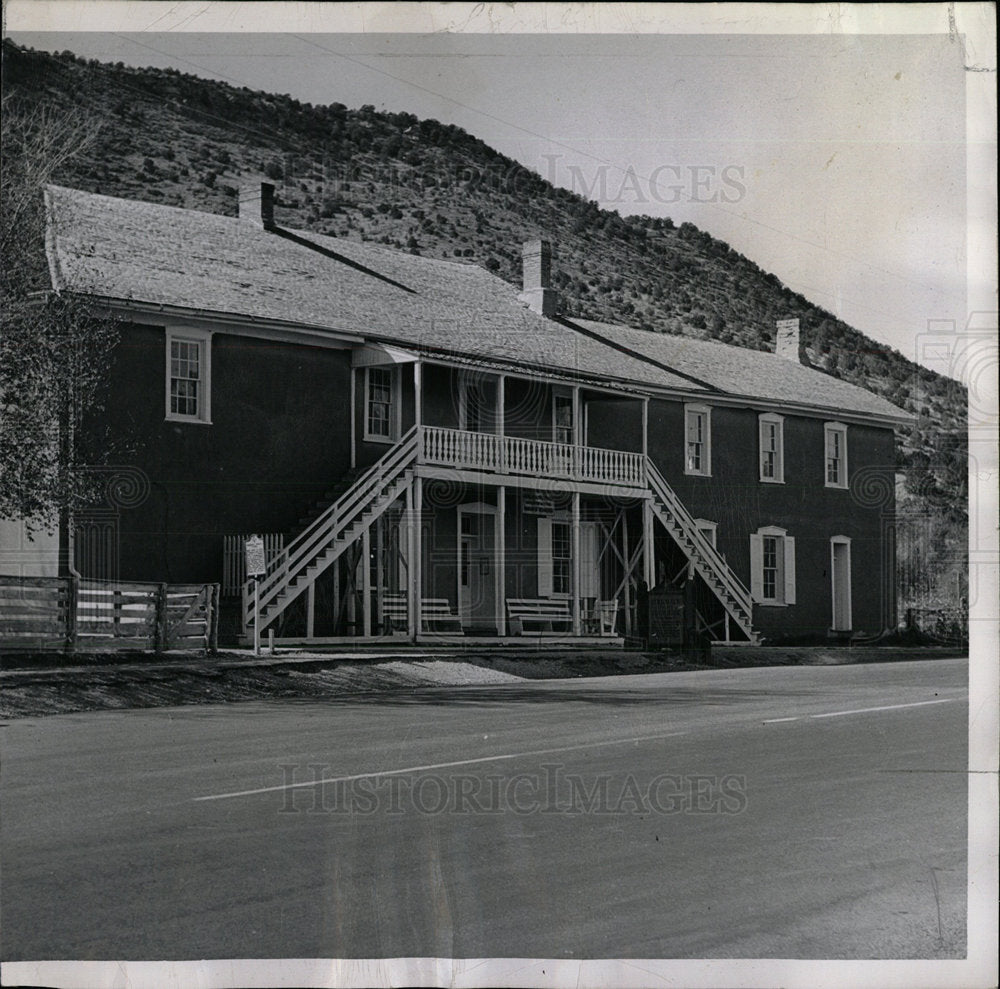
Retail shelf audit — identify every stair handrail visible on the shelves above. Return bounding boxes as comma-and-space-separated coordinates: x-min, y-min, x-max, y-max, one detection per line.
246, 426, 419, 619
645, 457, 753, 617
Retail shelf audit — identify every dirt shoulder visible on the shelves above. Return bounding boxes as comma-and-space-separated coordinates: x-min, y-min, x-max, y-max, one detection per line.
0, 646, 964, 720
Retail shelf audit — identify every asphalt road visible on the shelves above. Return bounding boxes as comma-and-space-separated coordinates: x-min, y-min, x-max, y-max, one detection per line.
1, 659, 968, 961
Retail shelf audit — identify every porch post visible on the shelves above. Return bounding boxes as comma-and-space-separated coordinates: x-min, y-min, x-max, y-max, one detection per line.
332, 559, 340, 635
642, 396, 649, 458
306, 583, 315, 639
413, 475, 423, 641
643, 499, 655, 588
361, 527, 372, 638
497, 374, 506, 473
406, 479, 416, 640
497, 485, 507, 636
347, 552, 356, 632
414, 360, 422, 428
350, 366, 357, 469
375, 514, 384, 635
622, 509, 632, 636
572, 490, 582, 636
572, 384, 582, 478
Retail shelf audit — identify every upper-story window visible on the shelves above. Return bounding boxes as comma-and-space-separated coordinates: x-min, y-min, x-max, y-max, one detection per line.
750, 525, 796, 605
684, 404, 711, 476
460, 373, 497, 434
825, 422, 848, 488
552, 392, 575, 443
365, 366, 398, 442
758, 413, 784, 483
553, 392, 574, 445
166, 327, 212, 424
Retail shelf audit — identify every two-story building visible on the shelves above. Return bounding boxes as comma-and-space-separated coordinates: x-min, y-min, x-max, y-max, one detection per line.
16, 182, 910, 645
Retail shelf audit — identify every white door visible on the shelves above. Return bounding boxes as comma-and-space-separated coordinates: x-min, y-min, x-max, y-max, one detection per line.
458, 508, 497, 632
831, 538, 852, 631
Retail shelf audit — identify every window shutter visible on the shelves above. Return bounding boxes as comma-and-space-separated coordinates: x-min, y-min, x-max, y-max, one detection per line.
537, 518, 553, 597
775, 423, 783, 483
749, 534, 763, 603
783, 536, 796, 605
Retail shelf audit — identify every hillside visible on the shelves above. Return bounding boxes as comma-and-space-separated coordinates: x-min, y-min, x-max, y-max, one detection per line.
1, 40, 968, 616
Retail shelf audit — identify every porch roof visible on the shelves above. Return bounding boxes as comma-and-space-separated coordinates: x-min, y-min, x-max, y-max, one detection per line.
45, 184, 909, 423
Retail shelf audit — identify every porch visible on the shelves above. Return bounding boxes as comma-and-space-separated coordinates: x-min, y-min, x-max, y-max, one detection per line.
235, 390, 756, 645
238, 467, 649, 645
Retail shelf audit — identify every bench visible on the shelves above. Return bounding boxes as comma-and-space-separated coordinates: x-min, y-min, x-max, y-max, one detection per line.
587, 599, 619, 637
382, 594, 463, 634
505, 598, 573, 635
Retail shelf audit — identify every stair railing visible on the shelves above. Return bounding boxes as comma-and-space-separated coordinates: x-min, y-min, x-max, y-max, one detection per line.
645, 458, 754, 622
246, 426, 419, 624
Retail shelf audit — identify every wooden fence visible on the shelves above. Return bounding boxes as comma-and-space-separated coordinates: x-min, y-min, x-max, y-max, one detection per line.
0, 575, 219, 655
222, 533, 284, 597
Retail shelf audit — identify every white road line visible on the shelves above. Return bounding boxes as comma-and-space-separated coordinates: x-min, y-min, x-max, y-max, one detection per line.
810, 698, 955, 719
765, 697, 956, 725
194, 729, 690, 802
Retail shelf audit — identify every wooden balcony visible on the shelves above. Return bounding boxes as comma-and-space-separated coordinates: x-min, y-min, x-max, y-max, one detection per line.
419, 425, 646, 488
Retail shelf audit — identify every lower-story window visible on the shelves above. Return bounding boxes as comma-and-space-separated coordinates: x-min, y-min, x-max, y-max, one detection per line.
750, 525, 796, 605
538, 516, 573, 598
551, 521, 571, 595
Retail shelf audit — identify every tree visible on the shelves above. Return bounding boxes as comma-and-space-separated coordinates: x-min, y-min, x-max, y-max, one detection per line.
0, 97, 121, 539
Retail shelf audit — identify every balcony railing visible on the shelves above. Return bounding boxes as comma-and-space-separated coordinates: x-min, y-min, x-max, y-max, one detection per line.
420, 425, 645, 487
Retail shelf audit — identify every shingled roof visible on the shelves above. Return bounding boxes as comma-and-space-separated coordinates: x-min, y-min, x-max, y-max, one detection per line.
44, 184, 908, 423
570, 319, 910, 421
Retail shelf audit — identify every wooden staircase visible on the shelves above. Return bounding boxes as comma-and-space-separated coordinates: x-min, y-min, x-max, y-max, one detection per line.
245, 427, 419, 633
645, 460, 759, 644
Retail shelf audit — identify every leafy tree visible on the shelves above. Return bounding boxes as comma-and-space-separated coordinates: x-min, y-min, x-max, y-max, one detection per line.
0, 97, 121, 540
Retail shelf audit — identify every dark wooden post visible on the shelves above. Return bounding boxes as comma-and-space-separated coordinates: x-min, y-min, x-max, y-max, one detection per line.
155, 583, 168, 652
65, 574, 79, 656
208, 583, 220, 655
113, 586, 123, 637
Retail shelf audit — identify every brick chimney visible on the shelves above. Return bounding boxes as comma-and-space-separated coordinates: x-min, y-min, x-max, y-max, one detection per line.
518, 239, 558, 316
775, 318, 807, 364
239, 181, 275, 230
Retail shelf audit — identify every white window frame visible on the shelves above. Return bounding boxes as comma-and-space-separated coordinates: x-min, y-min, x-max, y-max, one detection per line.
694, 519, 718, 549
538, 513, 573, 599
165, 327, 212, 424
824, 421, 848, 489
758, 413, 784, 484
829, 535, 853, 631
363, 365, 401, 443
552, 390, 575, 446
684, 404, 712, 476
749, 525, 796, 606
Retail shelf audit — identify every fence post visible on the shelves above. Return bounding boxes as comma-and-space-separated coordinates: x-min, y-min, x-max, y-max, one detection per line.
208, 583, 220, 655
155, 583, 168, 652
113, 586, 123, 637
65, 574, 79, 656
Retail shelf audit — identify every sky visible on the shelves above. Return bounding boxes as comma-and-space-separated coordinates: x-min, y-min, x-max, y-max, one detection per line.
4, 4, 988, 376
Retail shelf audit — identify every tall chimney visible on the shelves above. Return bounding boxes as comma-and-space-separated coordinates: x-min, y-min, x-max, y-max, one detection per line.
775, 318, 807, 364
518, 239, 558, 316
239, 181, 275, 230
